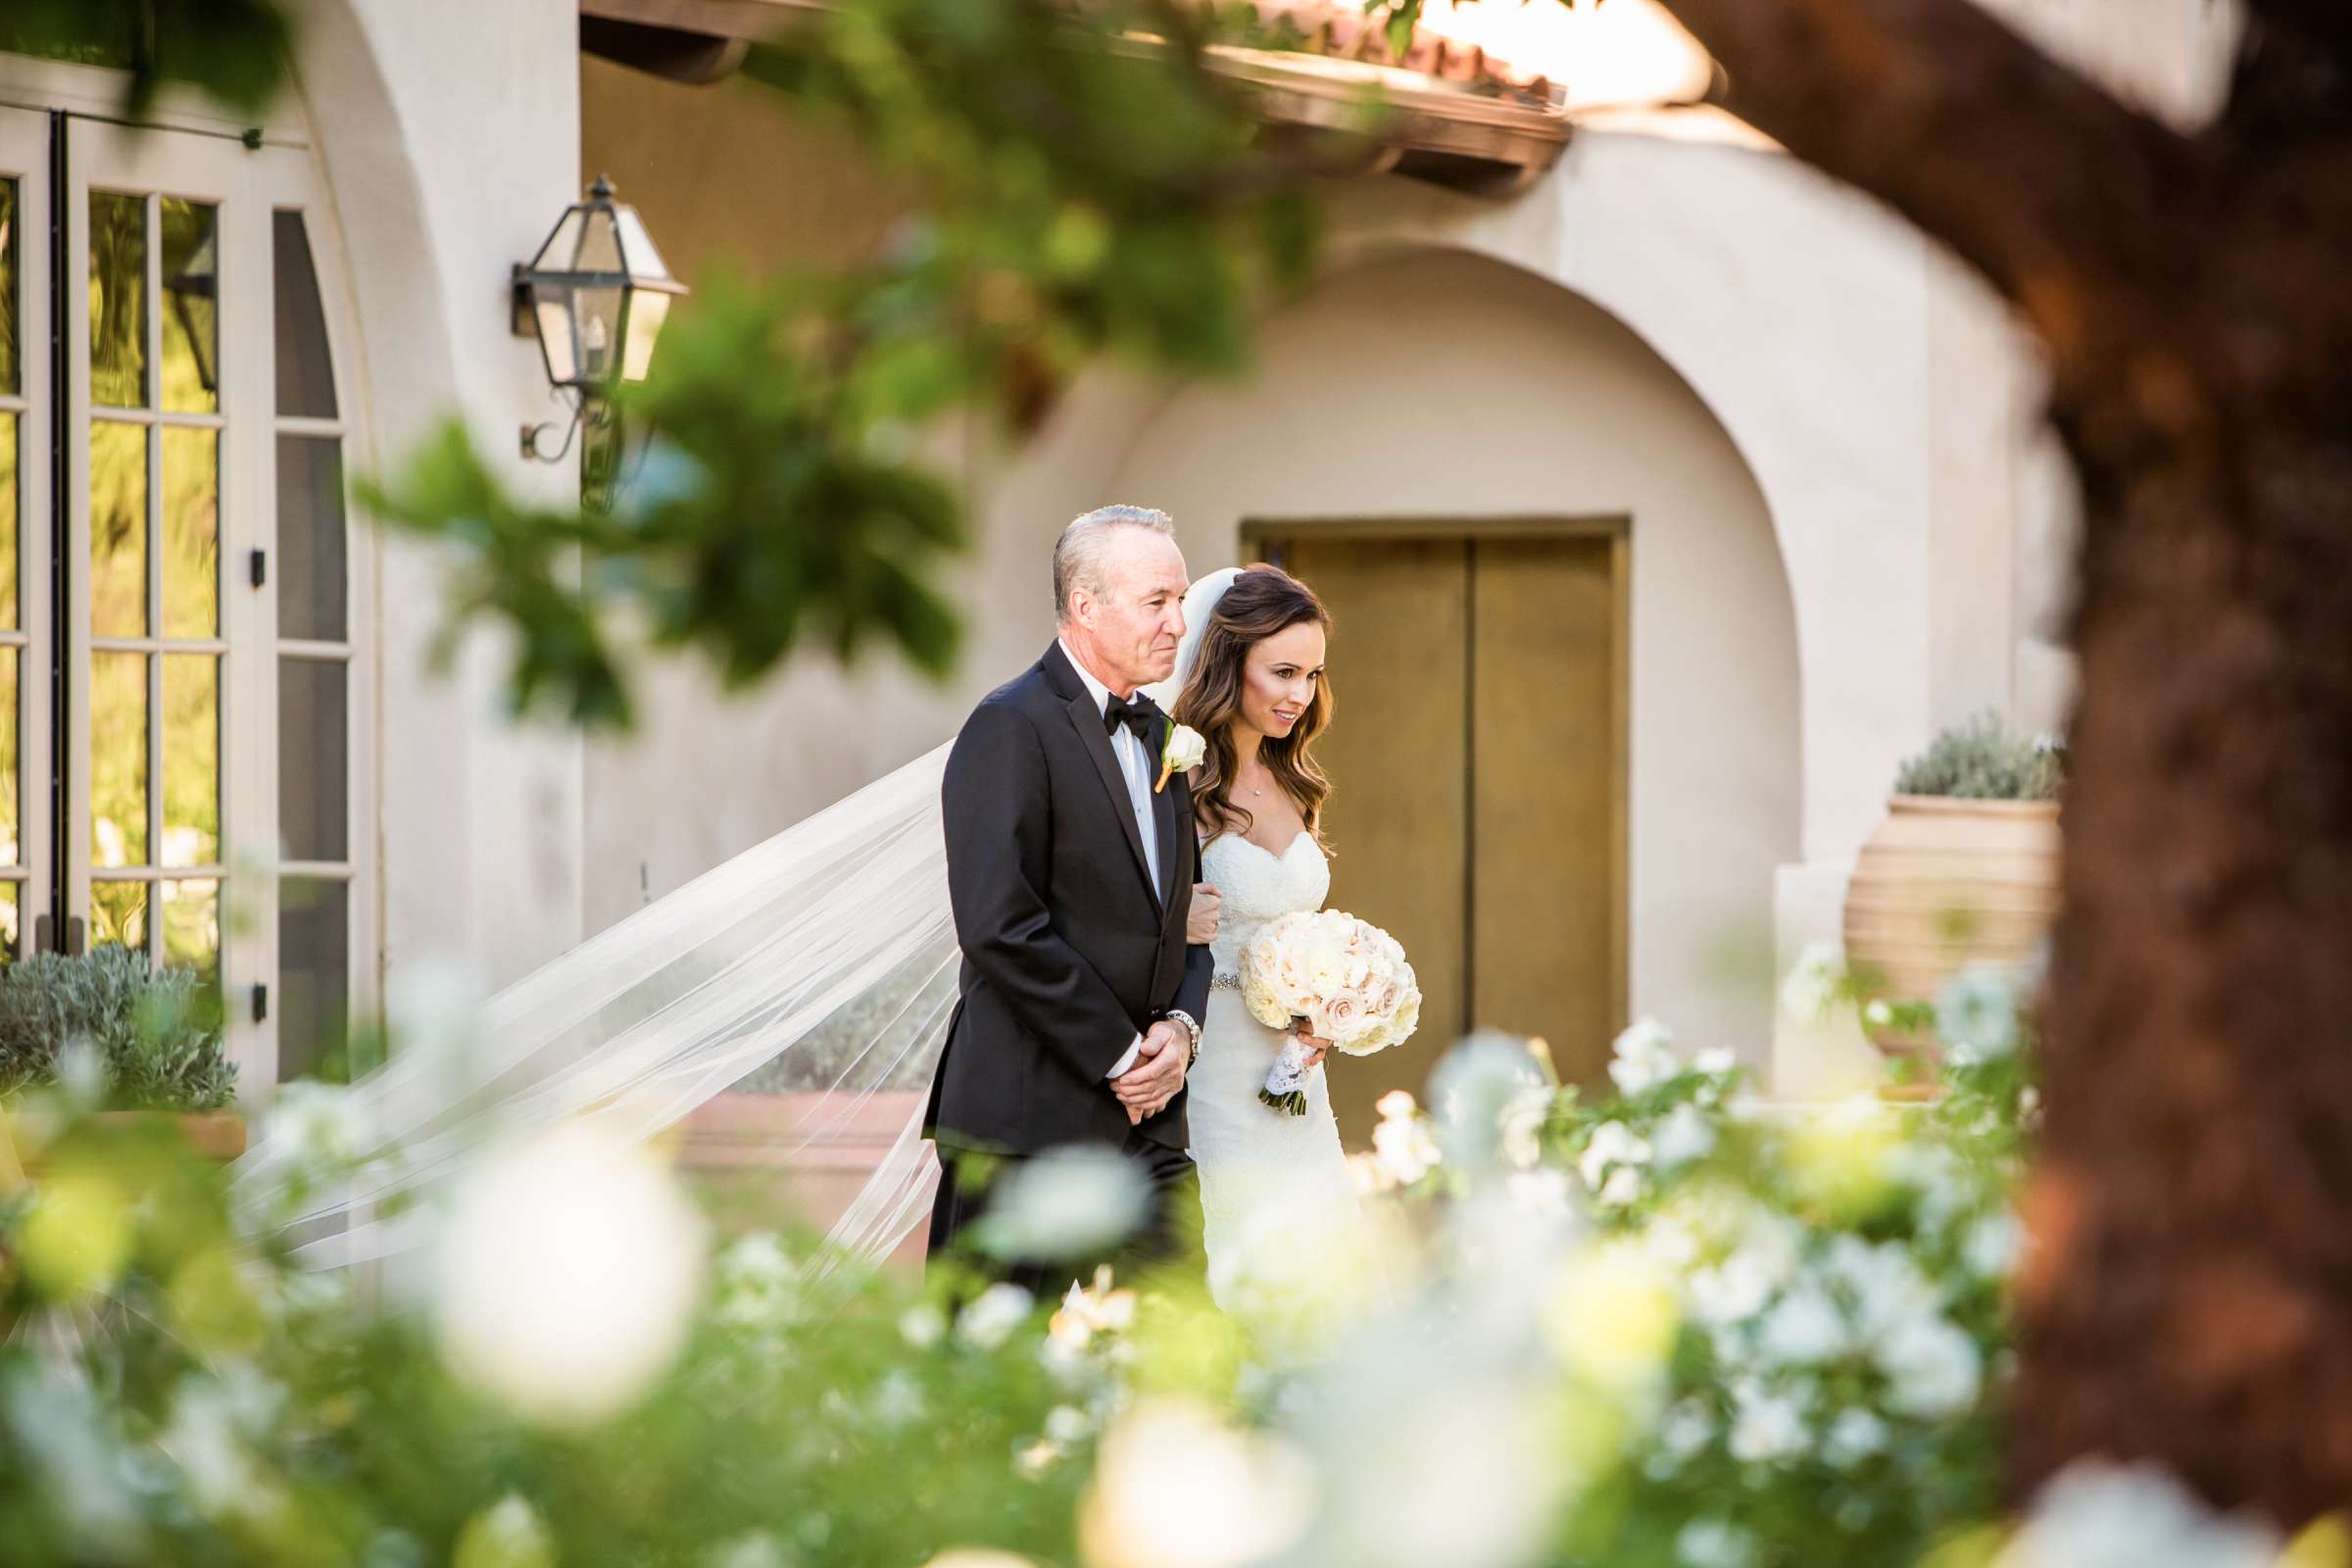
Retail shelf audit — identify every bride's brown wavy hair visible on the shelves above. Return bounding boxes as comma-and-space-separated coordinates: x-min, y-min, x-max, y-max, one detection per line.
1172, 564, 1335, 847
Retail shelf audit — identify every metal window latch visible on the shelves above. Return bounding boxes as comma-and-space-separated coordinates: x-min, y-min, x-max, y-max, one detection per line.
252, 984, 269, 1024
250, 550, 268, 589
65, 917, 83, 956
32, 913, 50, 953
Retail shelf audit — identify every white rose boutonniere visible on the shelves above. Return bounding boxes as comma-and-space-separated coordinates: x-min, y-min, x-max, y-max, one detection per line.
1154, 723, 1206, 793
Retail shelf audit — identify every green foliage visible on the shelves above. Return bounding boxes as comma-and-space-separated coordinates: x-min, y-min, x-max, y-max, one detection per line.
0, 977, 2045, 1568
0, 992, 2041, 1568
1892, 710, 2067, 801
0, 0, 294, 119
365, 0, 1328, 727
0, 947, 232, 1111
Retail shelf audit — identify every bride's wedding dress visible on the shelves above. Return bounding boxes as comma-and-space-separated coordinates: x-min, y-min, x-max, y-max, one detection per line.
1189, 827, 1384, 1316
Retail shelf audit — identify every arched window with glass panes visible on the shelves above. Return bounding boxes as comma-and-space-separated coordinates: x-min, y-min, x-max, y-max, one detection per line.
0, 98, 371, 1092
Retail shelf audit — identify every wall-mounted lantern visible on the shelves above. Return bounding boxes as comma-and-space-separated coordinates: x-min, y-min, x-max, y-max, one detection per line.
511, 174, 686, 462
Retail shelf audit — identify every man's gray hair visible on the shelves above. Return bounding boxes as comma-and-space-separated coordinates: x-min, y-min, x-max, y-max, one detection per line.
1053, 505, 1176, 624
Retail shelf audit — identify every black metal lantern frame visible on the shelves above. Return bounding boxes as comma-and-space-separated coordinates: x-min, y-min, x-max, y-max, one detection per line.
511, 174, 687, 463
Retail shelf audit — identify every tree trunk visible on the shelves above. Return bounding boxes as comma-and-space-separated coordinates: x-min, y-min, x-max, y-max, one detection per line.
1654, 0, 2352, 1527
2017, 407, 2352, 1523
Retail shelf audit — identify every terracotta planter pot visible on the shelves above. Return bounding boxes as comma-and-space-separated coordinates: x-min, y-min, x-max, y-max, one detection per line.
93, 1109, 247, 1160
1842, 794, 2061, 1057
673, 1090, 933, 1271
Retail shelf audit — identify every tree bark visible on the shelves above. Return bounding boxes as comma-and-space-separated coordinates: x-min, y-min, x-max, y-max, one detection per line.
1660, 0, 2352, 1528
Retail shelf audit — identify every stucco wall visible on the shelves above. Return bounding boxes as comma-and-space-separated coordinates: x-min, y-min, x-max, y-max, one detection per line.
296, 0, 586, 990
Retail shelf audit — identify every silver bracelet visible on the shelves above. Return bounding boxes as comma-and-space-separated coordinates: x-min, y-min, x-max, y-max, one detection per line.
1164, 1007, 1203, 1067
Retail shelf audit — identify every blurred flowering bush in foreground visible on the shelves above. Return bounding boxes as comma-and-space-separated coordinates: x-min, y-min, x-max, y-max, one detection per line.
0, 959, 2319, 1567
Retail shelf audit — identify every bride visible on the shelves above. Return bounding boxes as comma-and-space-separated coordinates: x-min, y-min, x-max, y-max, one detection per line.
1150, 564, 1385, 1316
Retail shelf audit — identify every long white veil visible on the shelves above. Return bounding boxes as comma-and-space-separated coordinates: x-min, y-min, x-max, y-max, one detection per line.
248, 568, 1247, 1273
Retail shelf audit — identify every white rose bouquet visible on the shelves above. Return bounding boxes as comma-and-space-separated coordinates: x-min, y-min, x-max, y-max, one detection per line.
1239, 909, 1421, 1114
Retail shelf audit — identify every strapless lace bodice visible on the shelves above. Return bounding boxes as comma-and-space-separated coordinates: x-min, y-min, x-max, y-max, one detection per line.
1201, 830, 1330, 974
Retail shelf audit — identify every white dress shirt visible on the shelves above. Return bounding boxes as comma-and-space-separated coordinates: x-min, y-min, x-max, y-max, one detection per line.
1057, 637, 1159, 1081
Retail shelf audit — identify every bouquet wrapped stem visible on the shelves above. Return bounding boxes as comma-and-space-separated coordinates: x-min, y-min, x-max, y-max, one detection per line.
1258, 1028, 1316, 1116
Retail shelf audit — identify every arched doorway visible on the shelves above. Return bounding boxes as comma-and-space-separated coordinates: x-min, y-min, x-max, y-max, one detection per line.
1105, 247, 1801, 1139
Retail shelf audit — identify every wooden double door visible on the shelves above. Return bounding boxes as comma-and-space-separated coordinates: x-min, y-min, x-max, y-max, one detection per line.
1250, 525, 1628, 1145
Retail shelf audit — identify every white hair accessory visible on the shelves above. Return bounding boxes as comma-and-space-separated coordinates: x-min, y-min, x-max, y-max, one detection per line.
1143, 564, 1245, 711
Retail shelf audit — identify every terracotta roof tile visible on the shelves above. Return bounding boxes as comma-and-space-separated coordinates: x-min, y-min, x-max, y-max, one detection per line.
1245, 0, 1567, 109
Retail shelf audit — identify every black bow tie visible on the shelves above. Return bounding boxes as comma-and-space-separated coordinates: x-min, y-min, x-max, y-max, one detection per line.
1103, 692, 1159, 742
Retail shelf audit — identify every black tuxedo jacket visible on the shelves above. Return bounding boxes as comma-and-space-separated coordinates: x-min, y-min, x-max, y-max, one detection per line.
925, 640, 1213, 1154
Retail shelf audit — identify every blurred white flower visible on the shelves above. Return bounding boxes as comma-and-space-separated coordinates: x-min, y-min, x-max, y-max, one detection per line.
1608, 1016, 1682, 1097
1300, 1378, 1569, 1568
1596, 1166, 1646, 1208
956, 1283, 1036, 1351
453, 1494, 555, 1568
1778, 942, 1845, 1025
1677, 1519, 1760, 1568
1651, 1102, 1718, 1169
1864, 999, 1895, 1029
975, 1147, 1150, 1261
2001, 1460, 2280, 1568
1936, 965, 2022, 1064
1825, 1237, 1939, 1345
159, 1375, 264, 1517
1728, 1384, 1809, 1462
1640, 1215, 1701, 1271
705, 1531, 793, 1568
1499, 1086, 1551, 1171
1821, 1408, 1888, 1469
258, 1081, 370, 1174
713, 1231, 803, 1331
1371, 1103, 1441, 1188
1653, 1399, 1714, 1466
1506, 1168, 1576, 1213
1886, 1142, 1973, 1235
899, 1303, 947, 1348
432, 1119, 707, 1428
1874, 1312, 1983, 1420
1078, 1398, 1314, 1568
1685, 1212, 1803, 1328
1577, 1121, 1653, 1191
2, 1363, 150, 1555
1693, 1047, 1739, 1077
1963, 1211, 2025, 1281
1347, 1151, 1393, 1196
1434, 1034, 1552, 1171
1756, 1285, 1849, 1366
868, 1370, 926, 1429
55, 1038, 108, 1107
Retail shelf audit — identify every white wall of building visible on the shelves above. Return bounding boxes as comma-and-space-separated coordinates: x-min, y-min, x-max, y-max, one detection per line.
296, 0, 586, 991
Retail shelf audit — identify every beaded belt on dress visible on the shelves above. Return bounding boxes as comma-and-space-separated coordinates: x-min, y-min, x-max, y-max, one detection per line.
1212, 972, 1242, 990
